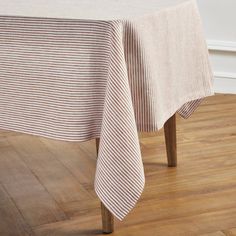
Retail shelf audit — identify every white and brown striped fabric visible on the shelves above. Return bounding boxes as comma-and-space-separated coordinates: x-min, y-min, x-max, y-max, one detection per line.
0, 0, 214, 220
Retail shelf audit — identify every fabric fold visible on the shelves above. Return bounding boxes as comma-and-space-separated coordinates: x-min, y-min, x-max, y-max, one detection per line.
95, 21, 145, 220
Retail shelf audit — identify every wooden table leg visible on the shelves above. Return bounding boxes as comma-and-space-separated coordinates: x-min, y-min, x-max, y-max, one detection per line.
101, 202, 114, 234
96, 138, 114, 234
164, 114, 177, 167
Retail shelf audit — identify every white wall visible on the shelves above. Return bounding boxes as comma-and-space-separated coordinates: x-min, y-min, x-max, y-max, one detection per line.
197, 0, 236, 94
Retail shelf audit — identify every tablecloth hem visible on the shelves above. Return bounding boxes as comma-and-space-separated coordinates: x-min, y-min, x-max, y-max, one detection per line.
0, 125, 102, 143
95, 178, 145, 221
136, 89, 214, 132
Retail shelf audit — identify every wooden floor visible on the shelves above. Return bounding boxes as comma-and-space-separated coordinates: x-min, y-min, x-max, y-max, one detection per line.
0, 94, 236, 236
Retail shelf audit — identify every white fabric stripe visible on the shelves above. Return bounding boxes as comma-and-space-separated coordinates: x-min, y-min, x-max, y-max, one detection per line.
0, 0, 213, 221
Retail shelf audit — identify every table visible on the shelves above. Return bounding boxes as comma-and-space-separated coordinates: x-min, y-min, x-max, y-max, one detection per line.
0, 0, 214, 231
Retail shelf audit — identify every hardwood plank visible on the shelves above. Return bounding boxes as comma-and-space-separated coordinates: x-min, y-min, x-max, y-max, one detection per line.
7, 135, 92, 203
0, 184, 33, 236
0, 147, 67, 227
200, 231, 226, 236
223, 228, 236, 236
118, 188, 236, 227
33, 215, 102, 236
39, 138, 97, 191
60, 199, 100, 219
114, 207, 236, 236
0, 136, 10, 149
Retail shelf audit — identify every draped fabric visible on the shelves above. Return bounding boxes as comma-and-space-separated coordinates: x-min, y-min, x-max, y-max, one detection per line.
0, 0, 213, 220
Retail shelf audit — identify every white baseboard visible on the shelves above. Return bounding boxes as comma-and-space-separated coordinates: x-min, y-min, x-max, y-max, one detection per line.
207, 40, 236, 52
214, 72, 236, 94
206, 40, 236, 94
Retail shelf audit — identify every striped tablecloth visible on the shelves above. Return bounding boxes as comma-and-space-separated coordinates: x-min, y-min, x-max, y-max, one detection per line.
0, 0, 214, 220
